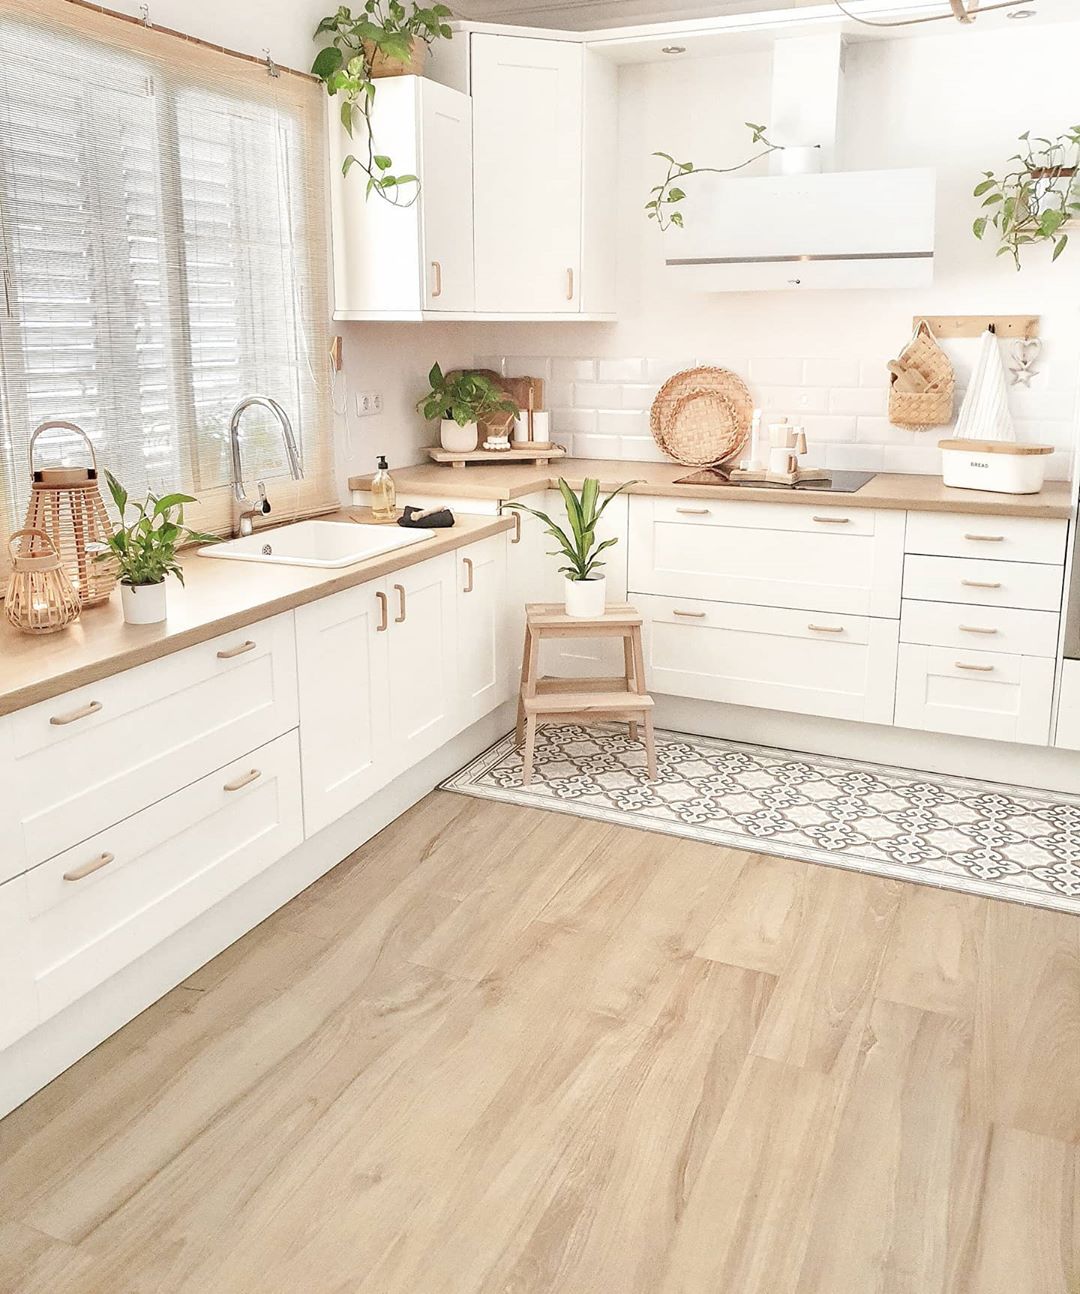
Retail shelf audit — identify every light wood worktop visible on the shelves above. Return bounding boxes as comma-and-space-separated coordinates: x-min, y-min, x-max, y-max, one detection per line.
0, 511, 513, 718
348, 458, 1075, 520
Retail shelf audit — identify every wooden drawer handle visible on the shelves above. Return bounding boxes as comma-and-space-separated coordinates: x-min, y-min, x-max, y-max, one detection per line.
50, 700, 102, 726
431, 260, 442, 299
394, 583, 406, 623
808, 624, 845, 634
510, 512, 522, 544
812, 515, 850, 524
224, 768, 262, 793
63, 851, 114, 882
961, 579, 1002, 590
217, 640, 256, 660
566, 267, 574, 301
673, 609, 707, 618
955, 661, 995, 673
463, 556, 474, 593
964, 533, 1004, 542
675, 507, 711, 516
959, 624, 999, 635
376, 590, 388, 632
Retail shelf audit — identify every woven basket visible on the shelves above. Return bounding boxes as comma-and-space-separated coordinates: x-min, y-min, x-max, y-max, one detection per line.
889, 319, 955, 429
5, 528, 82, 635
651, 367, 753, 465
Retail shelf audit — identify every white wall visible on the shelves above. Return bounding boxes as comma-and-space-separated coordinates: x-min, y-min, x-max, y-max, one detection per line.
107, 0, 328, 69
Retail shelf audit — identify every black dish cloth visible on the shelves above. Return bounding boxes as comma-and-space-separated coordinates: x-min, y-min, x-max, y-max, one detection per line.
398, 505, 455, 528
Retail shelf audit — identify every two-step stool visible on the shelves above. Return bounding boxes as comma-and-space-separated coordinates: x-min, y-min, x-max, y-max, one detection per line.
516, 602, 657, 786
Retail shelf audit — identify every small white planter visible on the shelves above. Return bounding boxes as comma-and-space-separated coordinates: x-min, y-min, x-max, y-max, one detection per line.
440, 419, 479, 453
121, 580, 167, 625
564, 574, 606, 619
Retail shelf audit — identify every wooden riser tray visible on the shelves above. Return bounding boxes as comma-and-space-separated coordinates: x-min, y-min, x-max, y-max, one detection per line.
426, 445, 567, 470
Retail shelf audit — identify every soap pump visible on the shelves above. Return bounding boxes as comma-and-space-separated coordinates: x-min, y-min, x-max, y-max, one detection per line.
371, 455, 397, 521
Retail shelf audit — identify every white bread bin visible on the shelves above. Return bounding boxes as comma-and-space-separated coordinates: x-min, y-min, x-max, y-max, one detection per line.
938, 438, 1053, 495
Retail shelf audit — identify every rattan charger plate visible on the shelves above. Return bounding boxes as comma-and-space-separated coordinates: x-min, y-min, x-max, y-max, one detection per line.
650, 366, 753, 466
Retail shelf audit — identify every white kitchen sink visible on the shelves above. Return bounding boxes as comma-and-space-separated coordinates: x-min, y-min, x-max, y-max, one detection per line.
199, 520, 436, 569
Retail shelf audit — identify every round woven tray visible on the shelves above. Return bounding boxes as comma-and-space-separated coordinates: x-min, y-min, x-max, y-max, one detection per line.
650, 366, 753, 466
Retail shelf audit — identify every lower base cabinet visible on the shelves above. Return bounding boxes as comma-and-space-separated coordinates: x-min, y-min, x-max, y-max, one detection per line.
0, 876, 38, 1050
1054, 658, 1080, 751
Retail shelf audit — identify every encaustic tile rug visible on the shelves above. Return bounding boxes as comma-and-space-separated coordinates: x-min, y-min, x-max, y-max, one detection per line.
443, 723, 1080, 916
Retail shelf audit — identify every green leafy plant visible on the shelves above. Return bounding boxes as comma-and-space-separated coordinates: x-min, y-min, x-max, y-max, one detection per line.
312, 2, 454, 205
417, 364, 518, 426
504, 478, 639, 583
99, 471, 219, 587
973, 127, 1080, 270
646, 122, 786, 231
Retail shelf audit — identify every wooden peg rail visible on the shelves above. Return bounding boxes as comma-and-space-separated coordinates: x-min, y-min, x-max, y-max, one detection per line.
913, 315, 1040, 340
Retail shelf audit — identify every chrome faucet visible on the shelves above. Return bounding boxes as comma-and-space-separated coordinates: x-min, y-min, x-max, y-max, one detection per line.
228, 396, 304, 538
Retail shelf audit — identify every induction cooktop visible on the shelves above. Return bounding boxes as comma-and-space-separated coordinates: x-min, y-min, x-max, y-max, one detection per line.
672, 469, 877, 494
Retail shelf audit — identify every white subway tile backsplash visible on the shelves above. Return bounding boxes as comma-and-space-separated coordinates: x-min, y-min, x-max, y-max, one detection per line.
645, 358, 692, 383
826, 443, 884, 472
829, 387, 887, 417
573, 383, 610, 410
860, 358, 889, 389
759, 387, 830, 415
546, 380, 573, 410
803, 358, 861, 387
598, 409, 650, 437
550, 408, 597, 437
800, 414, 857, 443
551, 358, 597, 383
749, 357, 804, 387
620, 384, 657, 411
882, 444, 942, 475
572, 433, 622, 459
597, 357, 646, 383
503, 357, 552, 380
474, 355, 505, 376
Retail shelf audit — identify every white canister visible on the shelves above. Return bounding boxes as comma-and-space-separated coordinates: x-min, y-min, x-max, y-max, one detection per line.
121, 580, 167, 625
513, 411, 551, 444
938, 439, 1052, 495
564, 574, 606, 619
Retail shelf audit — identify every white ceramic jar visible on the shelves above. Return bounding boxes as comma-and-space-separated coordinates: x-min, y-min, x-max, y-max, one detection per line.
440, 419, 479, 453
120, 580, 167, 625
564, 574, 606, 619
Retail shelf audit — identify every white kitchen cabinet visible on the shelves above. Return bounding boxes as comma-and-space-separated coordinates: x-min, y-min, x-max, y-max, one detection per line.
904, 511, 1068, 566
295, 580, 393, 836
902, 555, 1064, 613
329, 75, 474, 317
895, 645, 1054, 745
0, 874, 37, 1050
457, 535, 512, 728
638, 593, 899, 725
1054, 658, 1080, 751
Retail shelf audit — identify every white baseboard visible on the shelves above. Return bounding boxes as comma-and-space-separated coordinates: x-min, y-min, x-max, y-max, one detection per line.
654, 694, 1080, 795
0, 702, 514, 1122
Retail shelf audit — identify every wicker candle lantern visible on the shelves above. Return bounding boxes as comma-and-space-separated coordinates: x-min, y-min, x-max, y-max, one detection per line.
5, 529, 82, 635
21, 421, 117, 606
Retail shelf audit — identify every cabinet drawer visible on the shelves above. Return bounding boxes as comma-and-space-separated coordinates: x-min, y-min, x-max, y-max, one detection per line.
638, 594, 899, 724
3, 612, 298, 882
902, 555, 1063, 612
905, 511, 1067, 564
895, 645, 1053, 745
900, 599, 1060, 658
629, 498, 904, 617
24, 731, 303, 1023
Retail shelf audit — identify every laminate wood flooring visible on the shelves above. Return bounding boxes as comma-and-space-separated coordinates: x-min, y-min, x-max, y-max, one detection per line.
1, 791, 1077, 1293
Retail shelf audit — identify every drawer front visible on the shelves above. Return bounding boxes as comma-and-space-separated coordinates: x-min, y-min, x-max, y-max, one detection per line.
905, 511, 1067, 565
900, 599, 1060, 658
5, 612, 298, 881
629, 498, 904, 617
902, 555, 1064, 612
895, 645, 1054, 745
25, 730, 303, 1022
638, 593, 899, 724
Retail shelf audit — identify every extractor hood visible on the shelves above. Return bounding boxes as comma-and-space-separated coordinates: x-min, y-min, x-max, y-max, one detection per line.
665, 32, 937, 291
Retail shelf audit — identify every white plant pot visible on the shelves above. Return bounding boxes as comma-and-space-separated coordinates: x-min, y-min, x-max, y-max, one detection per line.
564, 574, 606, 619
121, 580, 167, 625
440, 419, 479, 453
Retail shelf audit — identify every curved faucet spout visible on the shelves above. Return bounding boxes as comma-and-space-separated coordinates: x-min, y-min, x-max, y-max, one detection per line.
228, 395, 304, 537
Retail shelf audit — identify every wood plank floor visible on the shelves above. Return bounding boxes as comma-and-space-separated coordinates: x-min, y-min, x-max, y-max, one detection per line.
1, 791, 1077, 1293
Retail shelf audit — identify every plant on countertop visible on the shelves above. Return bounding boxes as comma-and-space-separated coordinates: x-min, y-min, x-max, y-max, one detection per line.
504, 478, 640, 583
647, 122, 786, 231
417, 364, 519, 427
98, 471, 219, 588
312, 2, 454, 205
973, 126, 1080, 270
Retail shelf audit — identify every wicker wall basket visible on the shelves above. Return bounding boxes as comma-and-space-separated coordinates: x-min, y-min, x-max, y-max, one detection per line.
889, 319, 955, 429
21, 421, 117, 606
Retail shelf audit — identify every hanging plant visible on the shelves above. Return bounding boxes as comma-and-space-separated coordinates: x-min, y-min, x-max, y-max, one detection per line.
973, 127, 1080, 270
646, 123, 785, 231
312, 2, 454, 206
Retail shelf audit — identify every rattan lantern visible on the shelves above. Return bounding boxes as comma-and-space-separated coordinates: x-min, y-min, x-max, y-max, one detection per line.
5, 529, 82, 635
21, 421, 117, 606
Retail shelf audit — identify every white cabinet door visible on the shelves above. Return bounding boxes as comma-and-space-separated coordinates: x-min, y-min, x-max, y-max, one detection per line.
295, 580, 392, 836
472, 35, 583, 312
457, 536, 511, 728
387, 552, 458, 774
0, 874, 37, 1050
420, 78, 474, 311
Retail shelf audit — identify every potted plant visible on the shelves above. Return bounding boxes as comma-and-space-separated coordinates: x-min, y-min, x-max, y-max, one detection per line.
505, 478, 639, 619
98, 472, 219, 625
973, 126, 1080, 269
417, 363, 518, 453
312, 2, 454, 205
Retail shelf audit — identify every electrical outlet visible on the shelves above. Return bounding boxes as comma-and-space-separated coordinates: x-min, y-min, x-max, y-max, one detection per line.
355, 391, 383, 417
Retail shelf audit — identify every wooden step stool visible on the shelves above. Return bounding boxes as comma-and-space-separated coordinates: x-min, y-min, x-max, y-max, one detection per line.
516, 602, 657, 786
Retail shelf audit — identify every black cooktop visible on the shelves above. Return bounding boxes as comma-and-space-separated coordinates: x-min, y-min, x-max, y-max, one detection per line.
672, 469, 877, 494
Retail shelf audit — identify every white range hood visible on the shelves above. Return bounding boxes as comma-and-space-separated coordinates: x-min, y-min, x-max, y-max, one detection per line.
665, 32, 936, 292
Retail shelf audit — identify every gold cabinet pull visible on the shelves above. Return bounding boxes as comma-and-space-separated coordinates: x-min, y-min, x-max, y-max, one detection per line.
675, 507, 710, 516
431, 260, 443, 299
463, 556, 474, 593
961, 579, 1002, 590
673, 609, 706, 618
812, 515, 850, 525
394, 583, 407, 623
510, 512, 522, 544
566, 267, 574, 301
808, 624, 845, 634
955, 661, 995, 673
964, 533, 1004, 542
224, 768, 261, 792
376, 590, 388, 632
49, 700, 102, 727
63, 851, 114, 882
216, 639, 256, 660
959, 624, 999, 635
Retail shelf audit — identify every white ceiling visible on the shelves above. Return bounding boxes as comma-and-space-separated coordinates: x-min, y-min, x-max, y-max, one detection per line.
454, 0, 825, 32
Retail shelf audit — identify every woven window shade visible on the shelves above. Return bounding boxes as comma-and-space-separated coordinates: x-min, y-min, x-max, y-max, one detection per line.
0, 0, 336, 582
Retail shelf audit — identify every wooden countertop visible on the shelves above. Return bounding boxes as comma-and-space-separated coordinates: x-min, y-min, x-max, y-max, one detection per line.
0, 511, 513, 718
348, 459, 1075, 520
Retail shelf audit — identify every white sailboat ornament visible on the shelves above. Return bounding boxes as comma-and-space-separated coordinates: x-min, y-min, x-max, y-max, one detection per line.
938, 326, 1053, 494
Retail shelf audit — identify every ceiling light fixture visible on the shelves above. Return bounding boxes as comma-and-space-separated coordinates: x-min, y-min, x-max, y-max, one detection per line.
830, 0, 1036, 26
661, 45, 686, 53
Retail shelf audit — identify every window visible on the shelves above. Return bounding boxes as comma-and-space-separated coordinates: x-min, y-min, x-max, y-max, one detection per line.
0, 0, 335, 577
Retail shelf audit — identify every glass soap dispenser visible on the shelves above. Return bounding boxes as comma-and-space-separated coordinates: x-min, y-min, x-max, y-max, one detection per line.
371, 454, 396, 521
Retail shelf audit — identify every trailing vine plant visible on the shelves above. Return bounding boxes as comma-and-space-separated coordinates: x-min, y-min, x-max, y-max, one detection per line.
646, 123, 785, 230
973, 127, 1080, 270
312, 2, 454, 206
